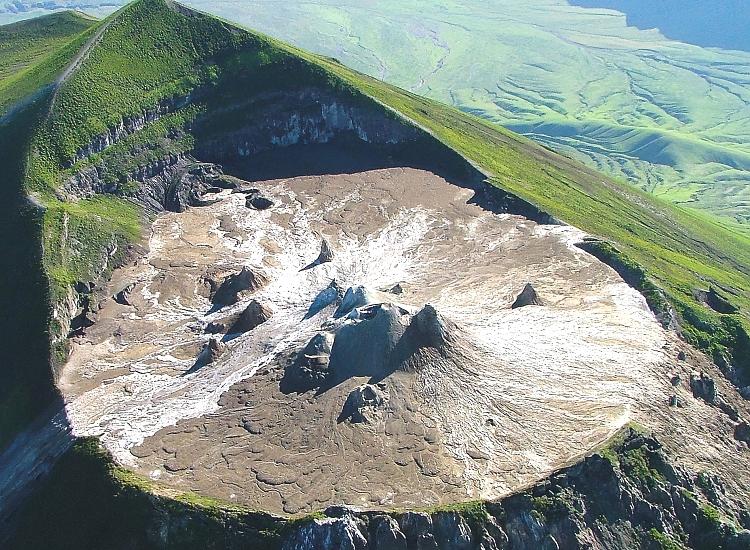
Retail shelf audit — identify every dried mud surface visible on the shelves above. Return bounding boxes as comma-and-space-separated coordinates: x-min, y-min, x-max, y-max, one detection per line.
60, 167, 750, 515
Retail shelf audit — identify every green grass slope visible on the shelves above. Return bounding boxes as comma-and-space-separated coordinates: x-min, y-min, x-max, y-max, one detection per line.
175, 0, 750, 232
0, 11, 99, 115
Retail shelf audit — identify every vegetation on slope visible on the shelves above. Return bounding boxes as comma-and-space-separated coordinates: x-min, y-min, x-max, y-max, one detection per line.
0, 10, 98, 114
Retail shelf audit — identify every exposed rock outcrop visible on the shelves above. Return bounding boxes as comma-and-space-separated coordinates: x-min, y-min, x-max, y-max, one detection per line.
282, 332, 335, 393
281, 514, 368, 550
691, 372, 718, 404
511, 283, 544, 308
698, 286, 739, 315
226, 300, 273, 334
333, 285, 390, 318
244, 189, 273, 210
113, 283, 136, 306
735, 422, 750, 444
67, 99, 178, 167
195, 338, 224, 366
339, 384, 389, 424
211, 267, 269, 306
64, 156, 228, 215
193, 88, 423, 164
305, 279, 345, 320
302, 237, 336, 270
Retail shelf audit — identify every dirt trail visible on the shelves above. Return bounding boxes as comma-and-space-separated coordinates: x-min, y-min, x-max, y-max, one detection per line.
0, 16, 113, 127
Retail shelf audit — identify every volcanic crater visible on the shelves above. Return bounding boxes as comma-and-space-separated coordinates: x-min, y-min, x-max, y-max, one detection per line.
58, 144, 746, 515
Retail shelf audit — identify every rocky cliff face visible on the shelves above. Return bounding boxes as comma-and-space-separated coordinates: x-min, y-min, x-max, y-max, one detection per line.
192, 88, 421, 162
66, 98, 180, 168
279, 430, 750, 550
62, 88, 424, 213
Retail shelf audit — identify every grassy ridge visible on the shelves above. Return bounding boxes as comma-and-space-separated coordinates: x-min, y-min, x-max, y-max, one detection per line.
0, 11, 98, 114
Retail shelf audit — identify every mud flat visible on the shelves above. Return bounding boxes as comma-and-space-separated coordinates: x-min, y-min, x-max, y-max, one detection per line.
60, 166, 750, 515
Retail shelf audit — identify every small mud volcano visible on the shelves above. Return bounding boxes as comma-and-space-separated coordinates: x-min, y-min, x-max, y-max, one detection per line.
284, 295, 459, 392
60, 166, 681, 515
210, 266, 270, 305
511, 283, 544, 308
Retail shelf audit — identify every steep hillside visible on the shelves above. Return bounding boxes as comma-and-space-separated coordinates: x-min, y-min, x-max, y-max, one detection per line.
0, 10, 99, 115
0, 11, 104, 448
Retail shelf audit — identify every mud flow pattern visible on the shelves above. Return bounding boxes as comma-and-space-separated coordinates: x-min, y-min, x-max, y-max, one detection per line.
60, 166, 713, 514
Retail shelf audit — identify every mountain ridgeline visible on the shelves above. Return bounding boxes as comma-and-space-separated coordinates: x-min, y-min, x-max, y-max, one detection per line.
1, 0, 750, 547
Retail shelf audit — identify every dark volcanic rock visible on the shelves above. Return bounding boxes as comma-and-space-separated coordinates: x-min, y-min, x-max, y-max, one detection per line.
698, 286, 739, 315
211, 267, 270, 305
511, 283, 543, 308
305, 279, 345, 320
166, 163, 225, 212
281, 332, 335, 393
227, 300, 273, 334
339, 384, 389, 424
334, 285, 384, 318
245, 189, 274, 210
735, 422, 750, 443
328, 302, 412, 382
205, 321, 227, 334
302, 237, 335, 270
432, 512, 474, 550
371, 516, 407, 550
196, 338, 224, 366
281, 515, 368, 550
317, 238, 334, 264
408, 303, 454, 350
113, 283, 136, 306
305, 296, 458, 386
691, 372, 718, 403
69, 310, 96, 336
74, 281, 96, 294
400, 512, 433, 546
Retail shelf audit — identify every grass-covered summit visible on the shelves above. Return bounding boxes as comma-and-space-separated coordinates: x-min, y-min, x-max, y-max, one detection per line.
1, 0, 750, 449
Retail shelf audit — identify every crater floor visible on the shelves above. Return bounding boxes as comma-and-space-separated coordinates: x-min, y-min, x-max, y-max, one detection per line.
59, 166, 746, 515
